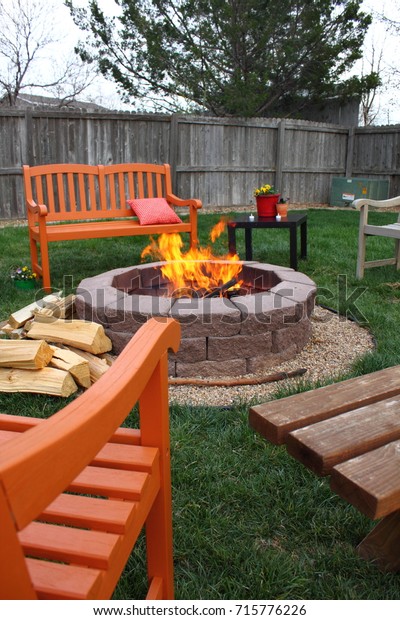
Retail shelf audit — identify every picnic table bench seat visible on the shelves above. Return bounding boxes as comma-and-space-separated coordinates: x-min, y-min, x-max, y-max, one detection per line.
23, 162, 202, 291
249, 365, 400, 572
0, 317, 180, 600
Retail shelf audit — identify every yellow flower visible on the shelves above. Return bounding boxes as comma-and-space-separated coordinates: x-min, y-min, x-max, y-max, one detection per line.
253, 182, 277, 197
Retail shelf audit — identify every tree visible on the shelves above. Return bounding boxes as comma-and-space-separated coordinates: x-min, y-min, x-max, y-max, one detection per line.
66, 0, 377, 117
0, 0, 97, 106
358, 44, 383, 125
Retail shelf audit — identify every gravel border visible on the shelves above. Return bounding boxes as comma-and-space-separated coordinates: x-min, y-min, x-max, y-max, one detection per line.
168, 305, 375, 407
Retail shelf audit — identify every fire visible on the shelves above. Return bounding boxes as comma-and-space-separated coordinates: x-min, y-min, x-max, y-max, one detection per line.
141, 219, 243, 297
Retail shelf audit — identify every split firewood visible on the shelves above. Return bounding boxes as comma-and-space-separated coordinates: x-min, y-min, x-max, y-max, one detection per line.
0, 323, 25, 338
8, 292, 63, 329
34, 294, 76, 321
0, 339, 54, 369
99, 352, 117, 366
168, 368, 307, 387
6, 328, 25, 340
26, 318, 112, 355
66, 346, 110, 382
49, 346, 91, 388
0, 367, 78, 397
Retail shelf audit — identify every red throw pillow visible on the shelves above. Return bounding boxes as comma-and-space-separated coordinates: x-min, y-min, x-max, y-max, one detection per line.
127, 198, 182, 225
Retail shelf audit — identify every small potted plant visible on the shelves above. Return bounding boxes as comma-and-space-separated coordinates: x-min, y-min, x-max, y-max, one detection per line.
11, 265, 38, 290
276, 197, 289, 217
254, 184, 280, 217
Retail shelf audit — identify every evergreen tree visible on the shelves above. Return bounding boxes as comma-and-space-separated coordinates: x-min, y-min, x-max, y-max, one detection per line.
66, 0, 378, 116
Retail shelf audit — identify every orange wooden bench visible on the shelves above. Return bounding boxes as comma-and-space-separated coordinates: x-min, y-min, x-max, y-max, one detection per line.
23, 162, 202, 290
249, 366, 400, 573
0, 317, 180, 600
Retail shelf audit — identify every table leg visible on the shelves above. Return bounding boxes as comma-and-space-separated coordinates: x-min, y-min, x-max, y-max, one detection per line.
228, 225, 236, 256
300, 221, 307, 258
289, 225, 297, 270
245, 228, 253, 260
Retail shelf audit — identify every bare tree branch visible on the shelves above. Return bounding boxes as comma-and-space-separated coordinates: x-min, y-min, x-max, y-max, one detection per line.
0, 0, 99, 106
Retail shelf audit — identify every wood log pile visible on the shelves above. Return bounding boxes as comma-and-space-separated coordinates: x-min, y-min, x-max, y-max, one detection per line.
0, 293, 115, 397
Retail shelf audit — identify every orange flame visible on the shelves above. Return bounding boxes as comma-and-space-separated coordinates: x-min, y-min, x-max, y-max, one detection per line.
141, 219, 242, 297
210, 218, 227, 243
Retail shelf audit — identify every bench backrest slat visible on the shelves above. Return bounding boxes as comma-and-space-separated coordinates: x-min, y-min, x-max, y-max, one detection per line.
137, 170, 145, 196
46, 174, 56, 214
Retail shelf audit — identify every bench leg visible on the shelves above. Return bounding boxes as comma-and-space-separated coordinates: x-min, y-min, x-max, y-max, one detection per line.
38, 234, 52, 291
29, 235, 41, 280
356, 232, 366, 279
190, 212, 199, 248
357, 510, 400, 572
395, 239, 400, 270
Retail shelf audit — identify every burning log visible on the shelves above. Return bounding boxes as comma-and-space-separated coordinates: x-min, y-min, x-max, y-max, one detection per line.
203, 277, 238, 298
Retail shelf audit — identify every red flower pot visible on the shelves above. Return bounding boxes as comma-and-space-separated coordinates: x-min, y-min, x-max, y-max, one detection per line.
256, 194, 280, 217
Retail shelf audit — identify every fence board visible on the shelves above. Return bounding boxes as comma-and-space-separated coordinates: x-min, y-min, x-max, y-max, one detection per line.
0, 109, 399, 219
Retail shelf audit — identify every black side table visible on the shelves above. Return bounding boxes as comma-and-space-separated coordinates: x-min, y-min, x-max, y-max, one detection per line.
227, 213, 307, 271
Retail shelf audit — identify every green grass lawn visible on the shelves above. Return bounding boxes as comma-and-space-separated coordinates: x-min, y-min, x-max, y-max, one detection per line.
1, 208, 400, 599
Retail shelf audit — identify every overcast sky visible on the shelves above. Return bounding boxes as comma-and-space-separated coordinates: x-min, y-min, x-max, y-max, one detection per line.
40, 0, 400, 125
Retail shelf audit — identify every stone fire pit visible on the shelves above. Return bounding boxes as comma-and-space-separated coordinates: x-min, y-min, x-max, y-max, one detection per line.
76, 261, 316, 378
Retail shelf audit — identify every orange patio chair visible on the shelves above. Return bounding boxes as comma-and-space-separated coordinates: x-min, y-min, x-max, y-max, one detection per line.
0, 317, 180, 600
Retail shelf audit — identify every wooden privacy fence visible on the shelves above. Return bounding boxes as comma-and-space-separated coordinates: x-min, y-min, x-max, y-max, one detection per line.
1, 109, 400, 219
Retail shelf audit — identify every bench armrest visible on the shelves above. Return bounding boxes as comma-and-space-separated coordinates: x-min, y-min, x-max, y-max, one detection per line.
26, 199, 48, 217
352, 196, 400, 210
166, 193, 202, 210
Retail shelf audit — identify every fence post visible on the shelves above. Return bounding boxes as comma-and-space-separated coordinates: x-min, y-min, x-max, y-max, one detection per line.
169, 113, 179, 192
24, 110, 34, 165
345, 127, 354, 178
275, 119, 286, 195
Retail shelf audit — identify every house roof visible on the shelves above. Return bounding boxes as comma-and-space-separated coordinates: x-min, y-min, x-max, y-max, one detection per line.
0, 93, 110, 112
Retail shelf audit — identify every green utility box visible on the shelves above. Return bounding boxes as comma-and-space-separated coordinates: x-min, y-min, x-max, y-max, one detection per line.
330, 177, 389, 207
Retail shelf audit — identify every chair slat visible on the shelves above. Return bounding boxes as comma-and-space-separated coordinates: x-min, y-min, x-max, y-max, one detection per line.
20, 521, 120, 569
69, 466, 150, 501
40, 494, 137, 534
26, 558, 102, 600
92, 443, 158, 472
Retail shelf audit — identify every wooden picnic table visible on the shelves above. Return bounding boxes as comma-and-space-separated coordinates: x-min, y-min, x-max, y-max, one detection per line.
249, 366, 400, 572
